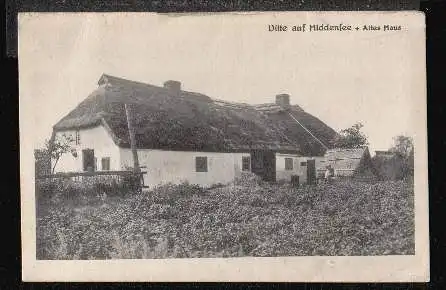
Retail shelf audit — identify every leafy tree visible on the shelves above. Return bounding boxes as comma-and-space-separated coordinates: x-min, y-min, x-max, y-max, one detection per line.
390, 135, 414, 159
44, 133, 77, 174
333, 122, 369, 149
390, 135, 414, 178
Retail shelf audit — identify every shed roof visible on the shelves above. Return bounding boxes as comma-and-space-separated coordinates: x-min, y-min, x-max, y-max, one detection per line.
54, 74, 338, 155
375, 150, 397, 157
325, 147, 367, 161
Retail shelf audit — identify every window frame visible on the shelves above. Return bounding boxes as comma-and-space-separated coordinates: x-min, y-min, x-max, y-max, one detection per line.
82, 149, 95, 172
101, 157, 111, 171
285, 157, 294, 171
195, 156, 208, 172
242, 156, 251, 172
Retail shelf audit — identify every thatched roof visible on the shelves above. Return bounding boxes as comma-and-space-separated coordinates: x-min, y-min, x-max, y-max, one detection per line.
54, 74, 337, 155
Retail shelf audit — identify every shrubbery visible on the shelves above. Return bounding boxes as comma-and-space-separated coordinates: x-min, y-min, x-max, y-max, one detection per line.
148, 182, 206, 205
233, 172, 263, 186
36, 175, 139, 202
36, 178, 415, 259
372, 155, 413, 181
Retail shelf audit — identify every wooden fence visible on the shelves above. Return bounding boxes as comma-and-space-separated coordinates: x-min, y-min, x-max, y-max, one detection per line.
36, 170, 147, 189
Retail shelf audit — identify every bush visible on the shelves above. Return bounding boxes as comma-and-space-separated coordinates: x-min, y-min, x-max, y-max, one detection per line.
35, 175, 139, 207
372, 153, 414, 181
36, 178, 65, 201
233, 172, 263, 186
149, 182, 205, 205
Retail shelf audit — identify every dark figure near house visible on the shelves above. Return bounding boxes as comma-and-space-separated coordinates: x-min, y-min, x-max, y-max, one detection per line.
324, 164, 334, 183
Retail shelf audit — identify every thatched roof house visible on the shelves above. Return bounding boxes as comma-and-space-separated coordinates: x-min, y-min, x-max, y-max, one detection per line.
50, 74, 341, 186
54, 74, 337, 156
317, 147, 378, 179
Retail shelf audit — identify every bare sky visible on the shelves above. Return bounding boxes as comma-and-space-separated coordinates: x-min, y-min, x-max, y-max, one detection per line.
19, 12, 426, 154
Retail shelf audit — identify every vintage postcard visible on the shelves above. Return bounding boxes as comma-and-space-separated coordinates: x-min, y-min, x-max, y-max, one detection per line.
19, 11, 429, 282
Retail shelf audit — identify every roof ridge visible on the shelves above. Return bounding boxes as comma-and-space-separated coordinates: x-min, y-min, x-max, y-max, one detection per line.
100, 74, 216, 101
99, 73, 164, 90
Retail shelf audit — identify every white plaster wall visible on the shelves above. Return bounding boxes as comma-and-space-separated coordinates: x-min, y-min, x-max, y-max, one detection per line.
120, 149, 251, 187
276, 154, 308, 184
52, 125, 120, 173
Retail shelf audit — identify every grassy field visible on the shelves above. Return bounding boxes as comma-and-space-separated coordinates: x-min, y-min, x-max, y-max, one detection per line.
36, 177, 414, 259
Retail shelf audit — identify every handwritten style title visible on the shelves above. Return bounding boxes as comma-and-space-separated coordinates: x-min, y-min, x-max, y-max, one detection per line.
268, 24, 402, 32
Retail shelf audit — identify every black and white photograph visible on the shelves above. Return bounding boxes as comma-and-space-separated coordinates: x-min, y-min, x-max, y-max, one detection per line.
19, 12, 429, 282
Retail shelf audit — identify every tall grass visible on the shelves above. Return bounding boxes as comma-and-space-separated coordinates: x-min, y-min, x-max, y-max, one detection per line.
36, 178, 414, 259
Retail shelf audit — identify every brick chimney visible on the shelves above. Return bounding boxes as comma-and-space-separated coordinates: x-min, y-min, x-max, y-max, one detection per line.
276, 94, 290, 108
164, 80, 181, 97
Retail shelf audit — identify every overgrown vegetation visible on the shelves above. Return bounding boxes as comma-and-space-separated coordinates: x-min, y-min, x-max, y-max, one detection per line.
372, 135, 414, 181
390, 135, 414, 178
36, 175, 414, 260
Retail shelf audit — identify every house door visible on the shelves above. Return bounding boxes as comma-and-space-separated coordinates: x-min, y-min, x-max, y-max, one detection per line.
250, 150, 276, 182
306, 159, 316, 185
82, 149, 95, 172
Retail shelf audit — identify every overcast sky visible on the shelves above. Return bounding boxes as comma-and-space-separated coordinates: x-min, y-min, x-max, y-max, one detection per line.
19, 12, 425, 154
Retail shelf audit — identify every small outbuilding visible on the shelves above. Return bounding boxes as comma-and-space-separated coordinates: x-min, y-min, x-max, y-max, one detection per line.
317, 147, 378, 180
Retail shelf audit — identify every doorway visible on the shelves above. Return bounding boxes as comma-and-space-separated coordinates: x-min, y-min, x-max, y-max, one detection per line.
306, 159, 316, 185
250, 149, 276, 182
82, 149, 95, 172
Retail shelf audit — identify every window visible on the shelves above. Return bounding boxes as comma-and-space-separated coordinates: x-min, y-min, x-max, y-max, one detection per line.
285, 157, 294, 171
82, 149, 95, 172
101, 157, 111, 171
75, 130, 80, 145
195, 156, 208, 172
242, 156, 251, 171
300, 161, 307, 166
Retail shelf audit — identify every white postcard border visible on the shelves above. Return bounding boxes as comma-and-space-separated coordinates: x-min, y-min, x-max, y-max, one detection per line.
19, 11, 429, 282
